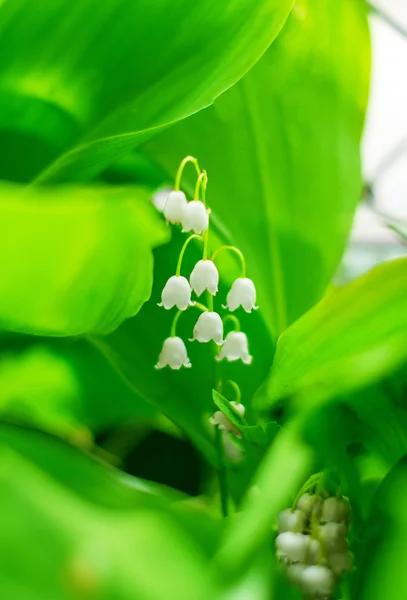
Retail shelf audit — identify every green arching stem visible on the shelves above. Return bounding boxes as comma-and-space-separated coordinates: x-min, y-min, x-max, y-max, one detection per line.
292, 473, 323, 511
174, 155, 200, 191
211, 245, 246, 278
194, 301, 208, 313
215, 426, 229, 517
175, 234, 202, 276
217, 379, 242, 405
169, 302, 208, 340
223, 314, 241, 332
226, 380, 242, 405
194, 170, 208, 201
203, 230, 209, 260
170, 310, 183, 337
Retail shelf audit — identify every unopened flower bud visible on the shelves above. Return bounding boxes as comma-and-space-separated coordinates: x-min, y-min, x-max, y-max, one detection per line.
276, 532, 309, 563
318, 522, 348, 552
328, 550, 353, 576
158, 276, 193, 311
296, 493, 322, 518
299, 565, 335, 597
286, 563, 306, 585
181, 200, 209, 234
163, 190, 187, 224
278, 509, 306, 534
190, 311, 224, 345
189, 260, 219, 296
321, 496, 351, 524
216, 331, 252, 365
155, 337, 191, 370
223, 278, 258, 313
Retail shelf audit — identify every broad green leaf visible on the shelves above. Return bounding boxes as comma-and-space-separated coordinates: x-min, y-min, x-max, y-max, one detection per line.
256, 258, 407, 411
142, 0, 370, 335
212, 389, 247, 431
0, 446, 213, 600
216, 424, 312, 572
360, 457, 407, 600
241, 422, 279, 450
0, 183, 169, 336
0, 0, 293, 183
0, 335, 156, 440
0, 421, 172, 507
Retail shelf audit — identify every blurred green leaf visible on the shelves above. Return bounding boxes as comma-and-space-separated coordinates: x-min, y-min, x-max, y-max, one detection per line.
212, 389, 247, 431
0, 183, 169, 336
241, 422, 279, 450
0, 421, 169, 507
0, 335, 156, 442
0, 445, 213, 600
217, 424, 312, 572
256, 258, 407, 411
143, 0, 370, 335
0, 0, 293, 183
360, 456, 407, 600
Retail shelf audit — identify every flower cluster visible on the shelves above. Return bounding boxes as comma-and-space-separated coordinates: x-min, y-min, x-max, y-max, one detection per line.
153, 156, 258, 370
276, 492, 352, 598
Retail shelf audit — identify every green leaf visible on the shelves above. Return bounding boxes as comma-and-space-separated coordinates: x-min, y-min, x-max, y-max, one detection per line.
0, 443, 214, 600
360, 457, 407, 600
142, 0, 370, 335
0, 0, 293, 183
241, 422, 279, 449
0, 421, 171, 507
0, 335, 156, 439
256, 258, 407, 411
217, 424, 313, 572
0, 183, 169, 336
212, 389, 247, 431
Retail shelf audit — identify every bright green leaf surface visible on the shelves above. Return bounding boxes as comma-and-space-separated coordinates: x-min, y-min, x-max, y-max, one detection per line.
0, 0, 293, 183
257, 258, 407, 411
143, 0, 370, 335
0, 335, 156, 441
0, 447, 211, 600
0, 422, 171, 508
0, 183, 169, 336
217, 424, 312, 572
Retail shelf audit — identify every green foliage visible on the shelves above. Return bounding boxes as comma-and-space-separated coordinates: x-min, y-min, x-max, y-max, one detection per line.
0, 0, 293, 182
143, 0, 370, 335
257, 258, 407, 411
0, 184, 169, 335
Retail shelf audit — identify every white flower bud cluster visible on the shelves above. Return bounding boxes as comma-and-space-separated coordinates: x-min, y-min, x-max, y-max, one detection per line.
153, 158, 259, 370
275, 494, 352, 598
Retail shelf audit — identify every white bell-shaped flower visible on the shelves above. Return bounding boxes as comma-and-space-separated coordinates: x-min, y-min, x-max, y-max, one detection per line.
299, 566, 335, 598
163, 190, 187, 224
216, 331, 252, 365
189, 311, 223, 345
210, 402, 245, 439
152, 187, 171, 212
155, 337, 191, 370
189, 260, 219, 297
158, 275, 193, 311
275, 532, 309, 563
223, 278, 258, 313
181, 200, 209, 234
278, 509, 306, 534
